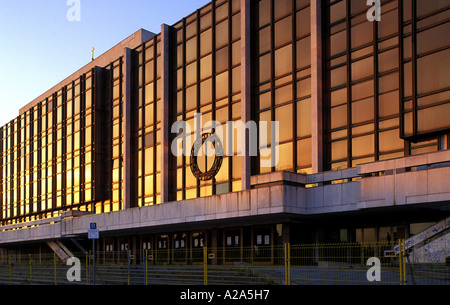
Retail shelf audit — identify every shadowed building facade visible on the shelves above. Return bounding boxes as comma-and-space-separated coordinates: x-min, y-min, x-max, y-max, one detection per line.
0, 0, 449, 262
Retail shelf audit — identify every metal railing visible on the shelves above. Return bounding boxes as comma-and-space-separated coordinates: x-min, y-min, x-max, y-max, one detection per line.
0, 240, 448, 285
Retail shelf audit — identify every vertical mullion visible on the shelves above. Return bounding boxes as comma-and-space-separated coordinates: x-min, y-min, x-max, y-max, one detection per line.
8, 125, 11, 221
67, 85, 72, 209
399, 0, 405, 138
18, 116, 22, 220
6, 125, 9, 221
411, 0, 417, 136
108, 63, 113, 210
196, 10, 201, 199
10, 123, 14, 220
153, 37, 158, 205
77, 78, 82, 210
253, 1, 259, 176
225, 0, 234, 194
17, 118, 22, 220
7, 125, 10, 221
92, 67, 98, 212
141, 46, 146, 208
80, 76, 86, 210
346, 0, 352, 168
138, 47, 142, 208
12, 121, 17, 219
228, 0, 236, 192
182, 18, 187, 201
51, 93, 57, 214
119, 58, 124, 210
374, 13, 379, 161
324, 2, 330, 171
62, 86, 67, 209
161, 24, 172, 204
42, 101, 48, 215
292, 0, 298, 172
29, 110, 34, 216
17, 120, 21, 219
71, 81, 75, 208
270, 0, 275, 173
0, 127, 3, 223
37, 104, 42, 215
66, 85, 71, 209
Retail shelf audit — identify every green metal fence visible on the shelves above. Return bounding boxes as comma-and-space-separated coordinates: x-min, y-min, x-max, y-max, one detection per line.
0, 240, 448, 285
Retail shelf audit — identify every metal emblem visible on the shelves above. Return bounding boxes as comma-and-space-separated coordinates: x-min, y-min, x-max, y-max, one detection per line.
190, 132, 223, 181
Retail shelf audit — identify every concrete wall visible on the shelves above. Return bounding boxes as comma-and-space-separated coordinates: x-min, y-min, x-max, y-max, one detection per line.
358, 150, 450, 209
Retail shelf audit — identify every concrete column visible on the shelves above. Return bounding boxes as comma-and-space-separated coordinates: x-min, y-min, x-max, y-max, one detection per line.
123, 48, 132, 209
311, 0, 323, 174
94, 66, 105, 202
161, 24, 171, 203
282, 223, 290, 245
211, 229, 219, 265
241, 0, 252, 190
440, 135, 448, 150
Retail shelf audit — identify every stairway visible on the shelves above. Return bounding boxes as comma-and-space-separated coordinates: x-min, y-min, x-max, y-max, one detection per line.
47, 240, 75, 263
395, 216, 450, 264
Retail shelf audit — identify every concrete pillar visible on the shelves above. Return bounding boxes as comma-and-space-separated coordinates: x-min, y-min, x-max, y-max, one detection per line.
211, 229, 219, 265
122, 48, 133, 209
440, 135, 448, 150
241, 0, 252, 190
161, 24, 171, 203
315, 227, 325, 244
94, 66, 105, 202
311, 0, 323, 174
282, 223, 290, 245
132, 235, 137, 264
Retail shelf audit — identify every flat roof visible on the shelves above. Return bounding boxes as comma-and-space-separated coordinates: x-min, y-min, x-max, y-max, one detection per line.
19, 28, 155, 115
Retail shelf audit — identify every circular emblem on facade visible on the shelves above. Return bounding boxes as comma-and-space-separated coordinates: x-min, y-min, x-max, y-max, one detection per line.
190, 132, 223, 181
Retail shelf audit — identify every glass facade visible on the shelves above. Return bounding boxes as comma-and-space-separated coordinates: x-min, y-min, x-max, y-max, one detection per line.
253, 0, 312, 175
324, 0, 450, 171
100, 59, 124, 213
0, 60, 125, 225
0, 70, 97, 225
132, 34, 163, 207
169, 0, 243, 200
0, 0, 449, 225
401, 0, 450, 139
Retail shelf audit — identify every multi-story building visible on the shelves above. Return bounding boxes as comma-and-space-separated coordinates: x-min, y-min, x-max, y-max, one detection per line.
0, 0, 449, 263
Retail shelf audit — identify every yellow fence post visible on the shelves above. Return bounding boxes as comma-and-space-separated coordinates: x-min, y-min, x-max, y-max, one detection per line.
127, 250, 130, 286
284, 243, 291, 285
284, 244, 287, 284
402, 239, 406, 285
203, 246, 208, 285
398, 239, 402, 285
399, 239, 406, 285
288, 243, 291, 285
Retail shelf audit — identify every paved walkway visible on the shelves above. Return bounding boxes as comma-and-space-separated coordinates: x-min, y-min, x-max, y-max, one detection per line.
246, 265, 450, 285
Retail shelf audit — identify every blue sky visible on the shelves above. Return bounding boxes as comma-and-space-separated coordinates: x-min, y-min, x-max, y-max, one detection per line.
0, 0, 211, 127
